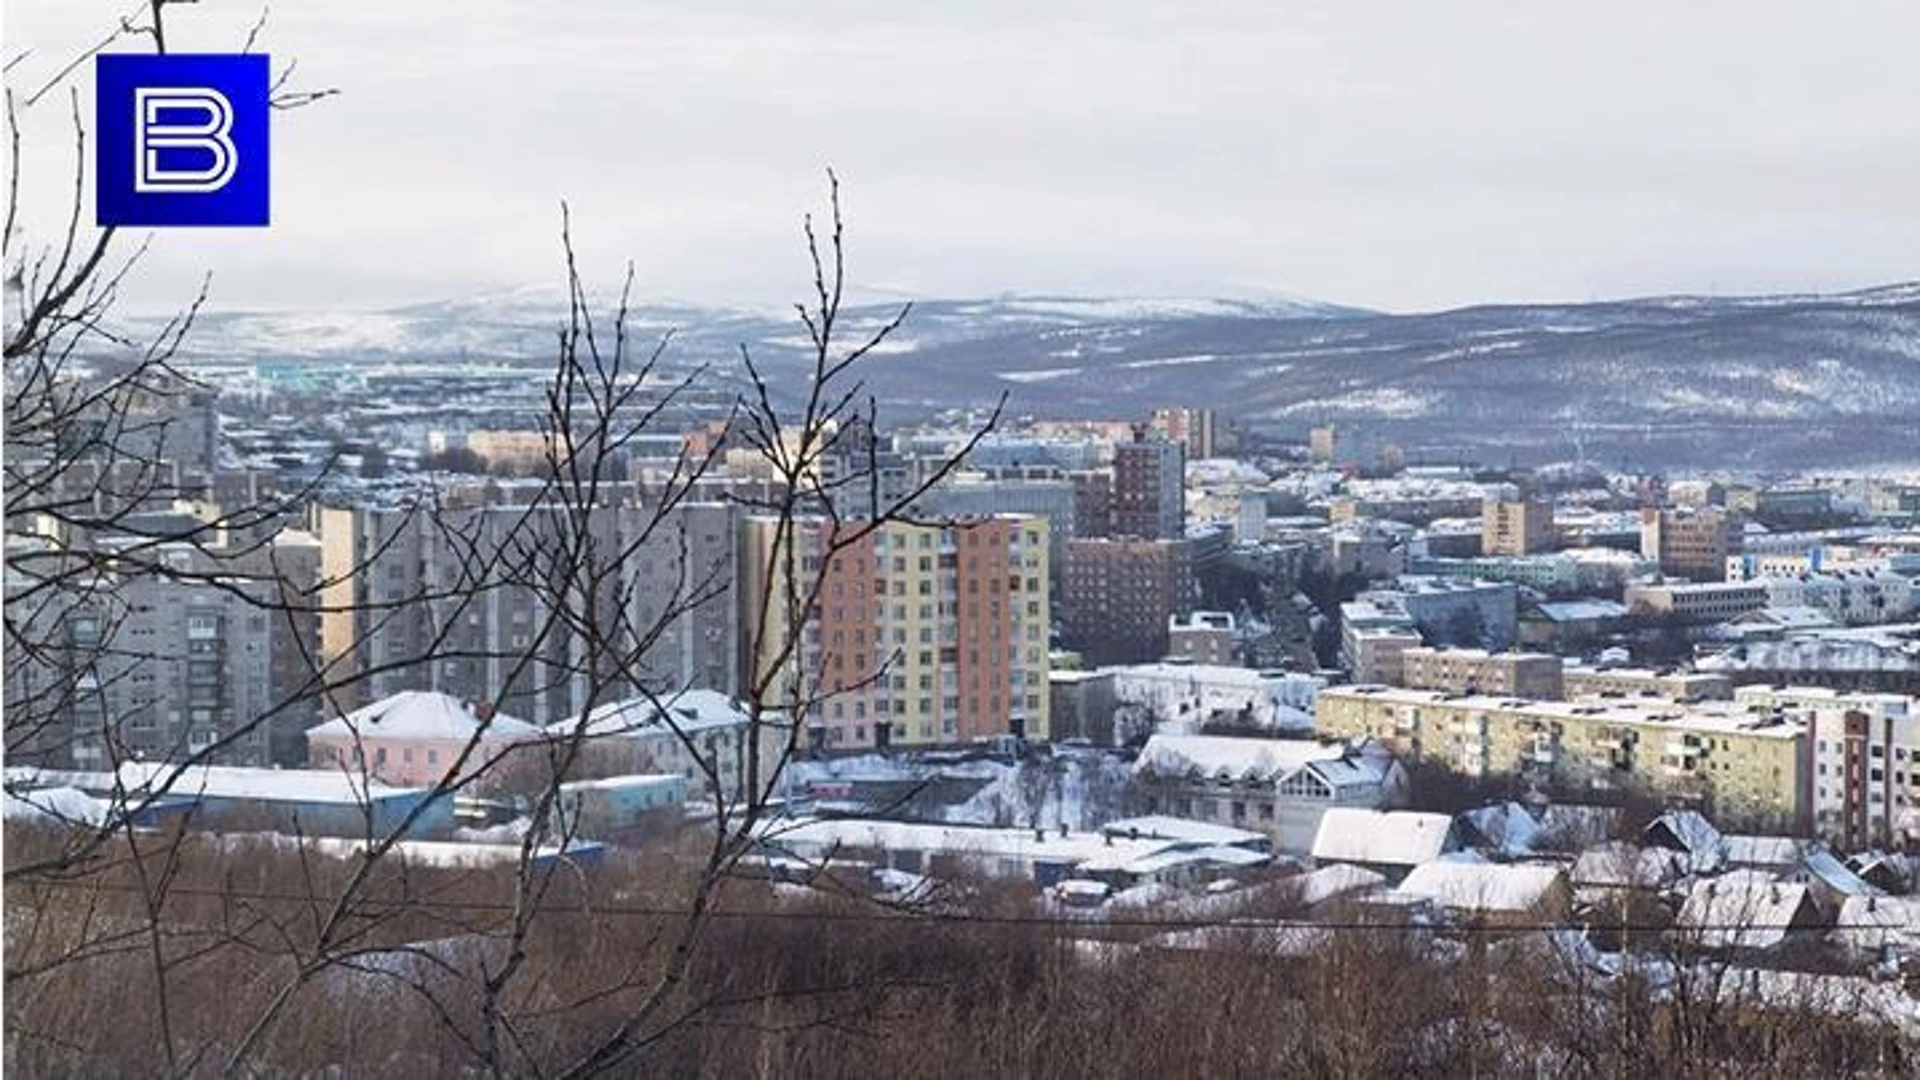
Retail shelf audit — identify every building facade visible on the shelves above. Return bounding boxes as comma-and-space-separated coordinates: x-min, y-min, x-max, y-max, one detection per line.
1060, 536, 1196, 666
1111, 427, 1185, 540
741, 514, 1051, 750
1315, 686, 1808, 832
1482, 498, 1555, 557
1641, 506, 1743, 580
1397, 647, 1565, 699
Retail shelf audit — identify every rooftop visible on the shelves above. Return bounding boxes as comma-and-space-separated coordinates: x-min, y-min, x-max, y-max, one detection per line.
1320, 685, 1805, 740
310, 691, 542, 743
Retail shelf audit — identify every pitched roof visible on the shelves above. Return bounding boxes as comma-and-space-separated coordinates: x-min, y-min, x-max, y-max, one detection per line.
1288, 863, 1389, 907
1312, 809, 1457, 867
1572, 842, 1682, 889
1136, 733, 1348, 782
1646, 810, 1728, 874
553, 688, 756, 739
1395, 861, 1568, 914
1677, 870, 1818, 949
1723, 834, 1805, 869
309, 691, 541, 742
1833, 895, 1920, 953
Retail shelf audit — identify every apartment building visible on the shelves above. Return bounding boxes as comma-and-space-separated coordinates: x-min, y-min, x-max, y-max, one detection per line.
1111, 427, 1185, 540
918, 470, 1077, 587
316, 499, 647, 724
1397, 647, 1565, 699
1315, 686, 1808, 831
1561, 666, 1733, 702
1482, 498, 1555, 557
1151, 406, 1218, 460
1641, 506, 1743, 580
7, 531, 323, 770
625, 501, 741, 696
1805, 698, 1919, 850
1060, 536, 1196, 665
741, 514, 1051, 751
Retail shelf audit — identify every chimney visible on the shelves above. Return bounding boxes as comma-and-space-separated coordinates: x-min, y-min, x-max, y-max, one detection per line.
1034, 826, 1045, 843
474, 700, 496, 722
1059, 822, 1069, 839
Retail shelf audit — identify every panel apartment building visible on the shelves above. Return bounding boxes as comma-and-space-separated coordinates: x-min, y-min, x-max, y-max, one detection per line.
1316, 686, 1807, 831
740, 514, 1051, 751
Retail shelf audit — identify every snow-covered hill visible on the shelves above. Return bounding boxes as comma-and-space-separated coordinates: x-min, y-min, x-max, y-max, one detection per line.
129, 281, 1920, 469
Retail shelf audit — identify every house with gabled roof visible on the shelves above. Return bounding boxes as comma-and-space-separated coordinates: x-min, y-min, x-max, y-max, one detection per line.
307, 691, 543, 786
1311, 808, 1464, 881
1132, 733, 1407, 852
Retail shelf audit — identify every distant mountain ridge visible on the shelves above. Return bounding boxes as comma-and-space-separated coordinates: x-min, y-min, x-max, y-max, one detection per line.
144, 282, 1920, 470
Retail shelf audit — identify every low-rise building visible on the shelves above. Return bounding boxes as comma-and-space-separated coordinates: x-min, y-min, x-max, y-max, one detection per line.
1107, 661, 1321, 731
1625, 581, 1769, 624
1048, 670, 1119, 745
1398, 647, 1565, 699
1315, 686, 1809, 832
1561, 666, 1733, 702
1310, 808, 1461, 880
551, 688, 790, 804
306, 691, 545, 786
1132, 733, 1407, 852
1167, 611, 1240, 665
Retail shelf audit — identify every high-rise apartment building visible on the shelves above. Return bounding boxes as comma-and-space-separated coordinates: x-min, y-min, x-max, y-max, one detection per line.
316, 499, 648, 724
740, 514, 1051, 750
1112, 426, 1185, 541
1152, 407, 1217, 461
6, 530, 323, 769
1060, 536, 1196, 666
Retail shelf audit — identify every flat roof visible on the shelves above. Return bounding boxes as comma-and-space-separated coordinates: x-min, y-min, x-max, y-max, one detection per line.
1319, 686, 1803, 739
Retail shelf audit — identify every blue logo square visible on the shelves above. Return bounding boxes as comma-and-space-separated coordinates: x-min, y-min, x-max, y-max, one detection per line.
96, 54, 270, 227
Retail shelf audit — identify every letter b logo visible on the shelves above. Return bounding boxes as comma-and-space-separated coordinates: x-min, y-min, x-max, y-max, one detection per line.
98, 55, 269, 226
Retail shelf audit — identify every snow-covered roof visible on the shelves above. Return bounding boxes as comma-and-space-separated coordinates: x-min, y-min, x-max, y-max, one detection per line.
761, 817, 1168, 868
1135, 734, 1379, 785
1676, 870, 1816, 949
118, 762, 427, 805
1801, 847, 1886, 898
1144, 922, 1332, 958
1722, 834, 1805, 869
310, 690, 541, 743
553, 688, 758, 740
1394, 861, 1567, 914
1312, 808, 1457, 867
1288, 863, 1389, 907
1532, 600, 1630, 623
1533, 804, 1622, 850
225, 832, 598, 870
2, 786, 108, 826
1084, 843, 1271, 877
1459, 801, 1542, 858
1731, 606, 1838, 630
1099, 815, 1268, 847
1645, 810, 1729, 874
1833, 895, 1920, 953
557, 773, 685, 794
1571, 842, 1682, 889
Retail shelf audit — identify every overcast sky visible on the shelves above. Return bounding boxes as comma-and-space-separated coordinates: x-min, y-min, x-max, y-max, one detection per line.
10, 1, 1919, 315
